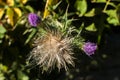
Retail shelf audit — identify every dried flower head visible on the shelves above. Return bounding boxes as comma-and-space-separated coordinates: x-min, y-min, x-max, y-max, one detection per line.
28, 13, 41, 26
28, 30, 74, 72
82, 42, 97, 56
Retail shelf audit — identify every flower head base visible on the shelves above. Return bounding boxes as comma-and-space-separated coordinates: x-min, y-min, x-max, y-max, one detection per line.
28, 13, 41, 27
28, 30, 74, 72
82, 42, 97, 56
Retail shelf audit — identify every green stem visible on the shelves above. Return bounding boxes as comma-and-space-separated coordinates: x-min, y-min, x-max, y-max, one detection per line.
103, 0, 111, 12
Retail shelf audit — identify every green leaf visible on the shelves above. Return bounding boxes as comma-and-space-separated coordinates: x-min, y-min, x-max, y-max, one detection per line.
0, 73, 5, 80
0, 40, 2, 43
105, 10, 119, 26
0, 25, 6, 34
109, 3, 117, 8
17, 70, 29, 80
25, 28, 37, 44
84, 8, 95, 17
74, 0, 87, 16
0, 33, 4, 39
96, 0, 106, 2
0, 64, 8, 72
52, 1, 62, 10
107, 17, 119, 25
85, 23, 97, 31
0, 25, 6, 39
25, 5, 34, 13
92, 0, 106, 3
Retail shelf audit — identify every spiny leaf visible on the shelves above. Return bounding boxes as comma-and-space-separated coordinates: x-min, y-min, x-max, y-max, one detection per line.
25, 28, 37, 44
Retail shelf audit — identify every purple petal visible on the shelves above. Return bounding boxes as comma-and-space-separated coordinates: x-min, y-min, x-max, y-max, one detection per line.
28, 13, 41, 27
83, 42, 97, 56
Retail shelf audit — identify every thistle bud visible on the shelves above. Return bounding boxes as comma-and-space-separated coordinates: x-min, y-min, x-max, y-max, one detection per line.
82, 42, 97, 56
28, 13, 41, 27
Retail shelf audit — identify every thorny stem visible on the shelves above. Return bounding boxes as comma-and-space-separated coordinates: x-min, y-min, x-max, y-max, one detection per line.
103, 0, 111, 12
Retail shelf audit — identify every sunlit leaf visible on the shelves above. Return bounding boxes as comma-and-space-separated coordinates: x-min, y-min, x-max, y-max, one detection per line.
0, 8, 4, 19
74, 0, 87, 16
14, 8, 22, 18
85, 8, 95, 17
96, 0, 106, 2
6, 8, 14, 26
107, 17, 119, 25
85, 23, 97, 31
20, 0, 28, 4
43, 0, 51, 18
43, 0, 59, 18
7, 0, 14, 6
0, 64, 8, 72
105, 10, 119, 26
92, 0, 106, 3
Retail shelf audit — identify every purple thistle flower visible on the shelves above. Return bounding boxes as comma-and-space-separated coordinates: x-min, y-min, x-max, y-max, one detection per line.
28, 13, 41, 27
82, 42, 97, 56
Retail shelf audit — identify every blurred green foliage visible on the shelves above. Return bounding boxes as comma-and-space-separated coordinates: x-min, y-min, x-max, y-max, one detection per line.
0, 0, 120, 80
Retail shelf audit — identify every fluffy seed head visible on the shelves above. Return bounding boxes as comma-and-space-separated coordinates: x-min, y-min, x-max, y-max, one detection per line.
28, 30, 74, 72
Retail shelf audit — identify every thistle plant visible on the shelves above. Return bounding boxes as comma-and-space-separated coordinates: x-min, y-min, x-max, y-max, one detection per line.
27, 11, 76, 72
27, 5, 98, 72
